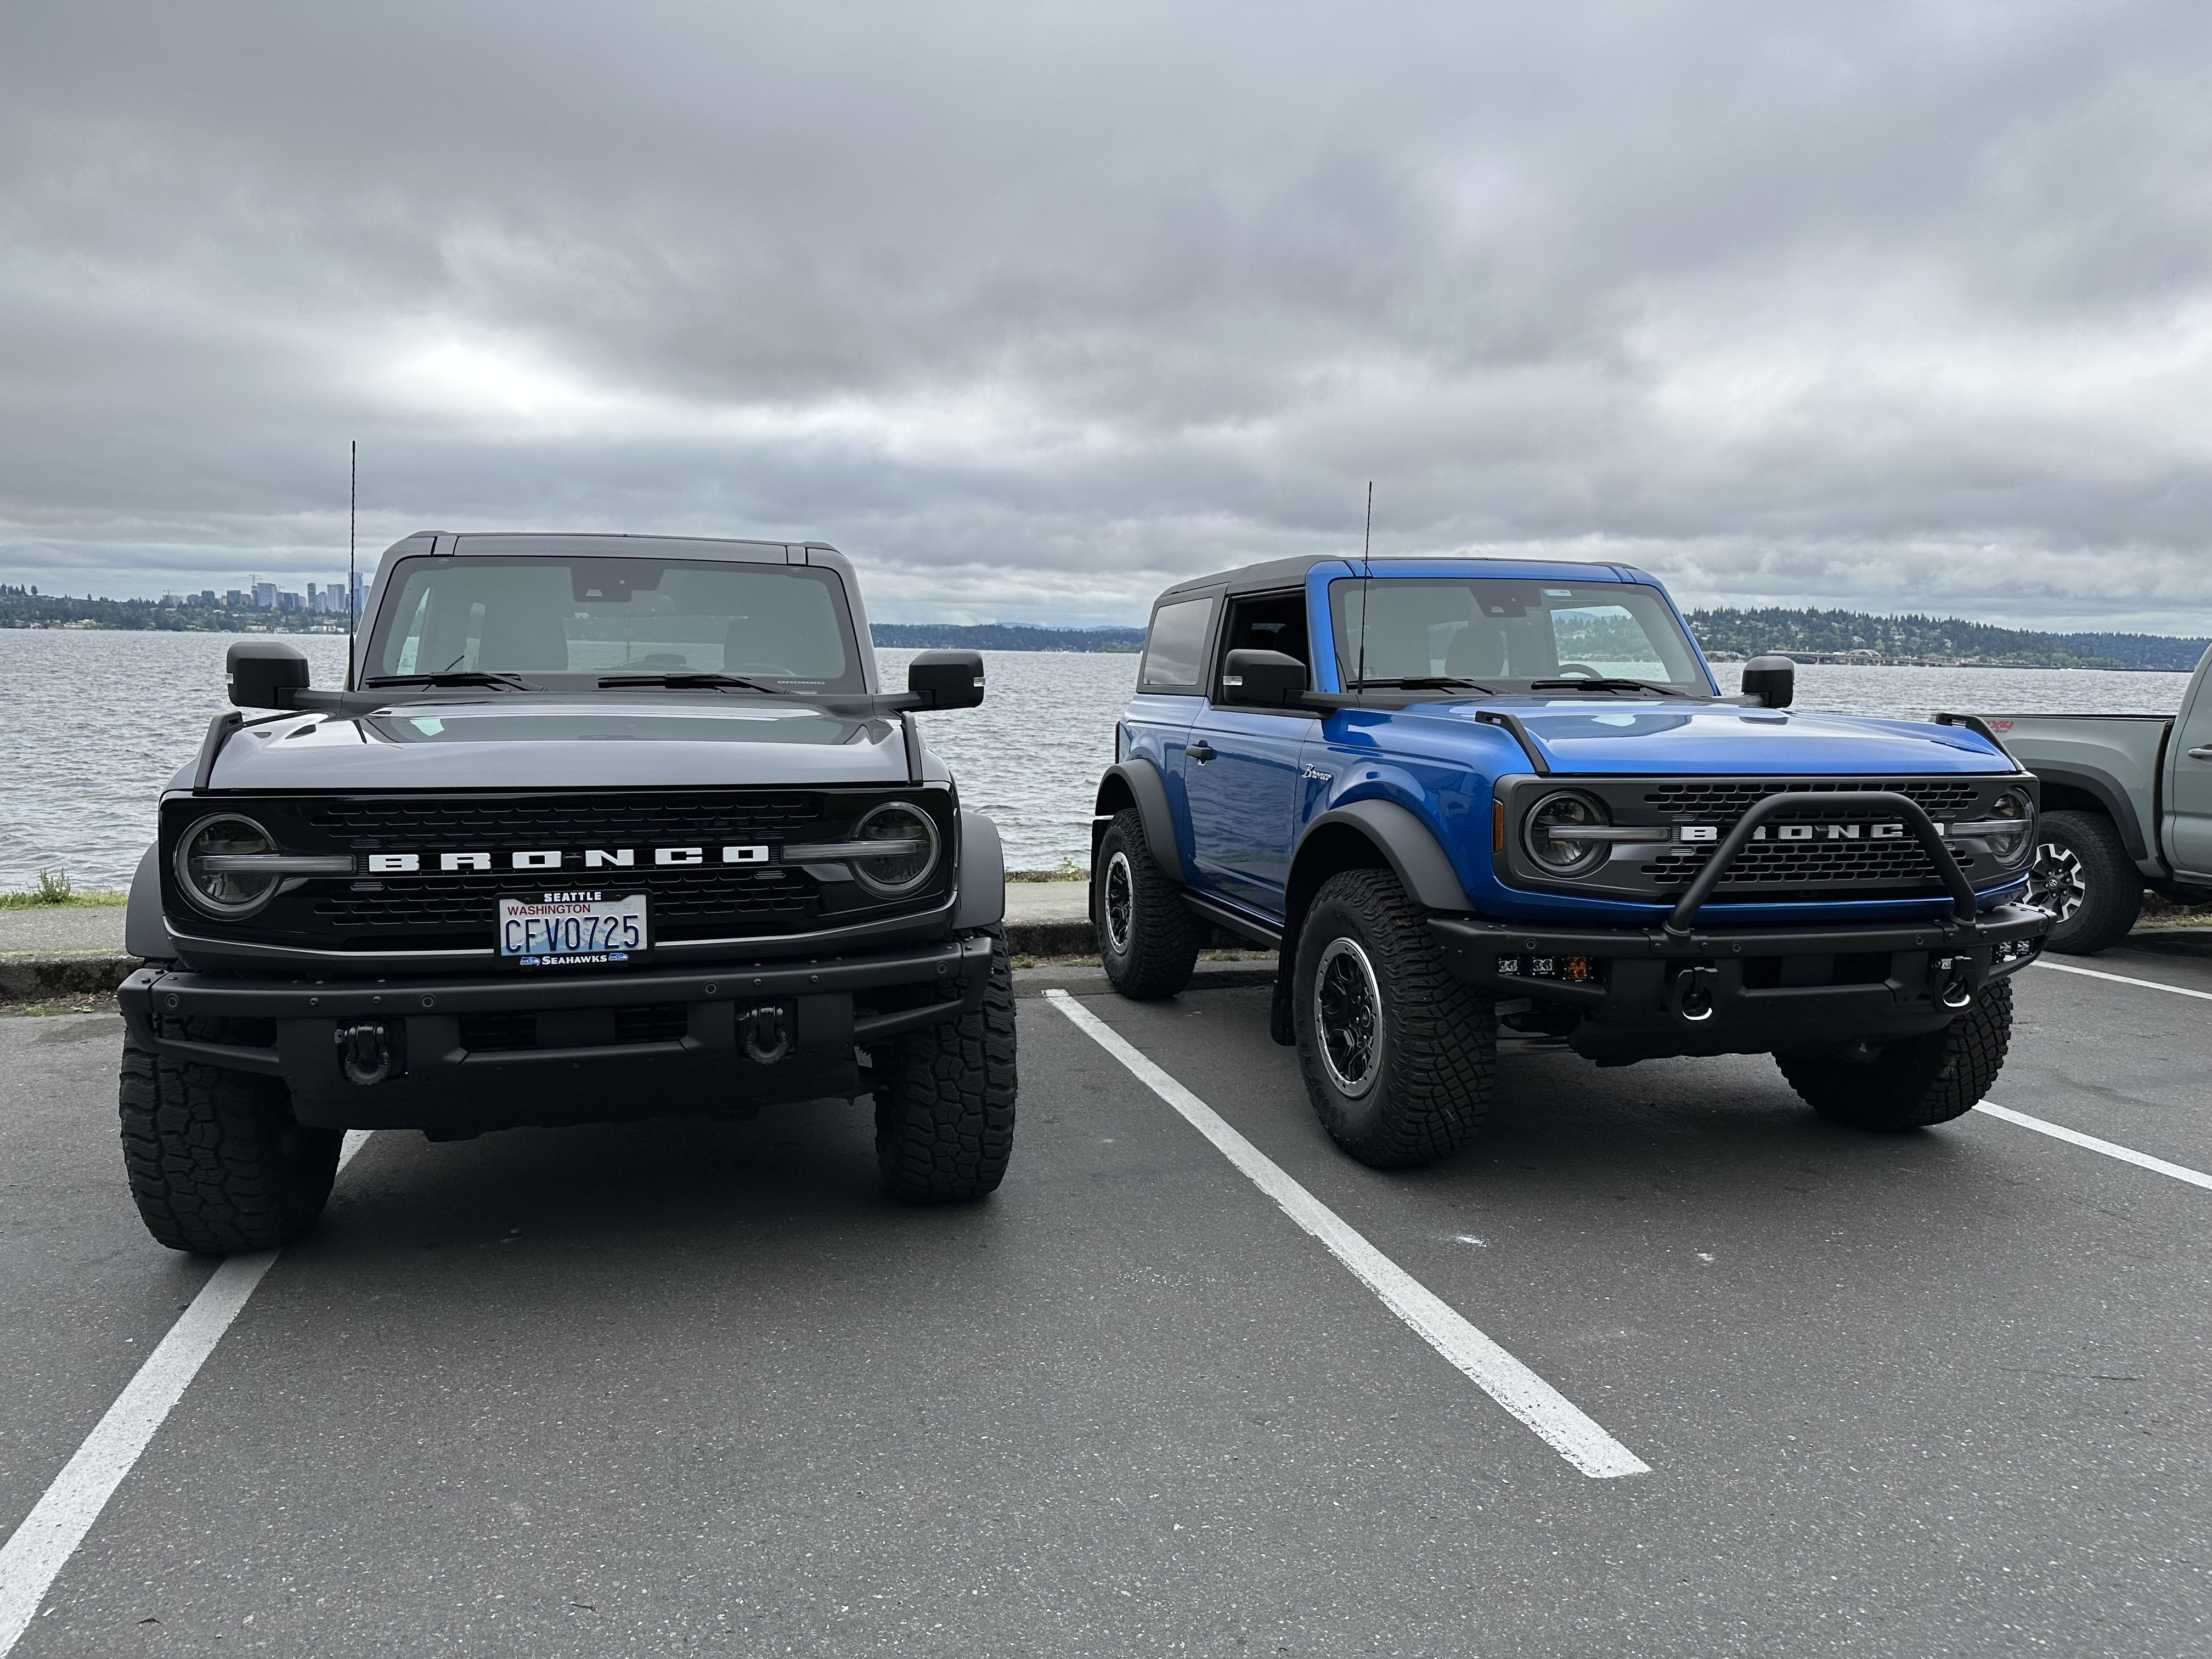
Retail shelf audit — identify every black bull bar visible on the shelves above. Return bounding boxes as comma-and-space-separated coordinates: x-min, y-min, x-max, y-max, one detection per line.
1430, 791, 2049, 1060
1660, 789, 1979, 939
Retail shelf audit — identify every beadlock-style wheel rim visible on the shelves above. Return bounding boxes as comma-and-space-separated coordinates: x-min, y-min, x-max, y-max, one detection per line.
1102, 850, 1135, 956
1313, 936, 1384, 1098
2029, 840, 2086, 924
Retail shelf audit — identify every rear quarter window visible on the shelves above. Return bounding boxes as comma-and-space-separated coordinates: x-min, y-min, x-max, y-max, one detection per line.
1140, 596, 1216, 691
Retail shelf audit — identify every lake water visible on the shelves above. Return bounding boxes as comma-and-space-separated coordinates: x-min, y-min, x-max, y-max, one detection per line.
1, 629, 2196, 889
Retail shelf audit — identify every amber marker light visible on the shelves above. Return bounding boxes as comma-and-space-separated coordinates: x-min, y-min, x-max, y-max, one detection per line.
1493, 798, 1506, 852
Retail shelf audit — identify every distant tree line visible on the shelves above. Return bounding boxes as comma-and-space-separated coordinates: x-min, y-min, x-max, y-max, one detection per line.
1686, 607, 2210, 672
871, 622, 1145, 653
0, 590, 336, 633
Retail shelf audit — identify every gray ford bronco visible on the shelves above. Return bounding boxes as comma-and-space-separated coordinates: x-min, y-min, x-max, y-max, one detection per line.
116, 532, 1016, 1251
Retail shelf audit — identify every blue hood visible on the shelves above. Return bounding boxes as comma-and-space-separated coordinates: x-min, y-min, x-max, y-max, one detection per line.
1403, 698, 2013, 776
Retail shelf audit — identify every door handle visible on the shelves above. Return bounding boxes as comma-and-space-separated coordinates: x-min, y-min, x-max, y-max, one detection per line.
1188, 742, 1216, 764
2190, 746, 2212, 761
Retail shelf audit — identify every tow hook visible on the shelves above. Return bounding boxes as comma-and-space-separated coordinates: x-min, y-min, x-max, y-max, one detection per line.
1668, 964, 1719, 1025
738, 1002, 793, 1065
335, 1022, 394, 1086
1933, 956, 1976, 1010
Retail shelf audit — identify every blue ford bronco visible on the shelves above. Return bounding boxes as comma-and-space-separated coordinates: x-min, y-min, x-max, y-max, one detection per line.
1090, 555, 2051, 1167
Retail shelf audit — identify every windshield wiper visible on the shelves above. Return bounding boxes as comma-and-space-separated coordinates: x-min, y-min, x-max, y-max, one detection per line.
364, 672, 540, 692
597, 672, 788, 695
1352, 676, 1498, 693
1526, 677, 1689, 698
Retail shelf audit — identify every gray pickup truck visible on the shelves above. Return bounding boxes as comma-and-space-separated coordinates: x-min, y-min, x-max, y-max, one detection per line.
117, 532, 1017, 1253
1964, 643, 2212, 953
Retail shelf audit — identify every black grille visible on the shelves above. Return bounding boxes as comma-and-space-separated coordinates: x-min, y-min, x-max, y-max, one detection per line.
164, 787, 957, 956
1635, 779, 1983, 893
1498, 772, 2024, 905
1639, 779, 1980, 819
309, 867, 817, 943
1641, 838, 1965, 889
303, 792, 822, 848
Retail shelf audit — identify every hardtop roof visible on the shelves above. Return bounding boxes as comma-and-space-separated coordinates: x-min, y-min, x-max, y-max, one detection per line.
1154, 552, 1650, 605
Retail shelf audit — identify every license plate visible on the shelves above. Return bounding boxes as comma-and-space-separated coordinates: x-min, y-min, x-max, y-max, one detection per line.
498, 892, 648, 967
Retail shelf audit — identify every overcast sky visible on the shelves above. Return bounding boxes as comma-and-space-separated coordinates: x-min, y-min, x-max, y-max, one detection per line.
3, 1, 2209, 630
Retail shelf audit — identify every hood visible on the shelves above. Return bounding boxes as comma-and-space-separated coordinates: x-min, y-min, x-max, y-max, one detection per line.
195, 699, 913, 791
1397, 698, 2014, 776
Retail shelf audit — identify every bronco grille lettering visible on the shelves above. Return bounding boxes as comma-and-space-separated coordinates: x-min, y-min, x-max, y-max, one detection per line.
362, 843, 776, 876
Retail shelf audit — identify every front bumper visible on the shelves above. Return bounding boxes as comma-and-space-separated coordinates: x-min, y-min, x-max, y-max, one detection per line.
1430, 902, 2050, 1063
119, 933, 995, 1133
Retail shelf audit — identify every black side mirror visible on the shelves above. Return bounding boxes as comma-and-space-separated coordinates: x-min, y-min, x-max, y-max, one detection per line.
227, 641, 311, 709
1221, 648, 1309, 707
1741, 654, 1796, 708
907, 649, 985, 709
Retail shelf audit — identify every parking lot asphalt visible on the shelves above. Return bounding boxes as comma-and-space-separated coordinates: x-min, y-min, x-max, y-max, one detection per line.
1, 953, 2207, 1657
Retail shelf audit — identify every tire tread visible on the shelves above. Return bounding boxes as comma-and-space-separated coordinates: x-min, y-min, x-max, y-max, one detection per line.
875, 928, 1018, 1201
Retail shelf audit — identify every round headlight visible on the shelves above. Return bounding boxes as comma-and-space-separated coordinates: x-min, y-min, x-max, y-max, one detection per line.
1523, 791, 1612, 877
174, 814, 281, 916
849, 802, 941, 898
1987, 788, 2033, 864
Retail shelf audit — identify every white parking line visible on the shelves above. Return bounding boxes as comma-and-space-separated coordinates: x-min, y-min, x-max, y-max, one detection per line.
1976, 1102, 2212, 1193
1045, 990, 1649, 1480
0, 1131, 372, 1656
2032, 960, 2212, 1002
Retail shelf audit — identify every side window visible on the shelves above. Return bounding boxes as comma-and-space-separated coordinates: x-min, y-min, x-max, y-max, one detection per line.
1140, 596, 1217, 690
1214, 592, 1310, 693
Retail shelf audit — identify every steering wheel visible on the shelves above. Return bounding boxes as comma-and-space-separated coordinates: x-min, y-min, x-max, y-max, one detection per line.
1553, 663, 1604, 679
726, 660, 803, 678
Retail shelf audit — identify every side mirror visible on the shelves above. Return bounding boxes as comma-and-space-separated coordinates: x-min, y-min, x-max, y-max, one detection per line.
907, 649, 985, 709
1741, 654, 1796, 708
227, 641, 311, 709
1221, 648, 1308, 707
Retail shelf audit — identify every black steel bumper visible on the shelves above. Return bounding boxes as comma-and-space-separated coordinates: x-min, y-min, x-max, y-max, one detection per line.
119, 933, 995, 1133
1430, 902, 2051, 1063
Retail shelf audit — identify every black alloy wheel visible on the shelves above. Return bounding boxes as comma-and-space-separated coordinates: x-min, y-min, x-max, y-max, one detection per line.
1313, 937, 1385, 1099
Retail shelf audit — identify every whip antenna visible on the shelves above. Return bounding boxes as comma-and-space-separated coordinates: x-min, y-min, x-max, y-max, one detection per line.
347, 440, 357, 642
1353, 481, 1373, 692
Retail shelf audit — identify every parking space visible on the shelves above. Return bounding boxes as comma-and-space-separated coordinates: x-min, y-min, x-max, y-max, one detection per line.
1, 958, 2208, 1656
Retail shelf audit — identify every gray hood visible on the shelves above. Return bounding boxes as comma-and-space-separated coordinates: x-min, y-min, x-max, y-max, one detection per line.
190, 699, 913, 791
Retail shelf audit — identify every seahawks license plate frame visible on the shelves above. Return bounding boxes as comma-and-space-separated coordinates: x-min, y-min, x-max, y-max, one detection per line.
497, 891, 650, 969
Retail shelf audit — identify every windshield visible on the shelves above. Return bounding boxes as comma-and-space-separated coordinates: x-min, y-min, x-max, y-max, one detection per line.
364, 557, 868, 692
1329, 578, 1709, 693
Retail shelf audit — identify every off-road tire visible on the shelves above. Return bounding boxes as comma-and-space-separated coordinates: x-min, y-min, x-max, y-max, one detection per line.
1094, 809, 1201, 1000
874, 927, 1018, 1201
2033, 810, 2141, 956
1291, 868, 1494, 1168
1774, 978, 2013, 1130
118, 1023, 342, 1253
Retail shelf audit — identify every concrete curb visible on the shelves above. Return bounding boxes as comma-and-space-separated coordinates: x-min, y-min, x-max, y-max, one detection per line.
0, 953, 143, 999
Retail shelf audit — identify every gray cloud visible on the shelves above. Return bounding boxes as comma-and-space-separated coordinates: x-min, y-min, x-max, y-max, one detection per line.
4, 0, 2210, 629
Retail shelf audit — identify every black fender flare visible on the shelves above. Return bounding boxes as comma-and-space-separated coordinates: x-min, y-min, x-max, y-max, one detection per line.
1290, 799, 1477, 921
953, 809, 1007, 929
125, 844, 174, 962
1091, 759, 1185, 883
2029, 761, 2152, 864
